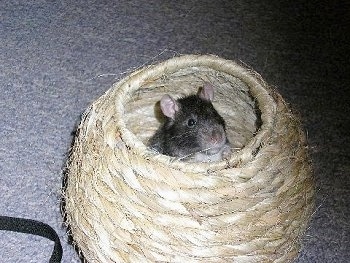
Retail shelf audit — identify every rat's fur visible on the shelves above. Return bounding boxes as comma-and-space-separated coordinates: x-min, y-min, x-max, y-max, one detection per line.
148, 84, 231, 162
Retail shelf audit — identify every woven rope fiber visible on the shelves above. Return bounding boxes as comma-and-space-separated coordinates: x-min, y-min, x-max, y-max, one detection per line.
63, 54, 314, 263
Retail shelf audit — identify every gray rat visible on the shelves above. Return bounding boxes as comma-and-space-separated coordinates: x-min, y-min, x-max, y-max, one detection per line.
148, 83, 231, 162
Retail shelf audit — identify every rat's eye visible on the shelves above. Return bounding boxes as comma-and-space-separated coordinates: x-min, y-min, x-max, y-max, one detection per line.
187, 118, 197, 127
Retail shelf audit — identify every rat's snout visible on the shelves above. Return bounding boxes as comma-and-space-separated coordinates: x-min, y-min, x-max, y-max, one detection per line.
210, 127, 225, 145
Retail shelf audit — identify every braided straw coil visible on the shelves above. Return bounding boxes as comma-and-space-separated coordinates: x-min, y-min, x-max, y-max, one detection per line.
63, 54, 314, 263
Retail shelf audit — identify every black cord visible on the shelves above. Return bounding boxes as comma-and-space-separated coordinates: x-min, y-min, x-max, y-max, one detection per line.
0, 216, 62, 263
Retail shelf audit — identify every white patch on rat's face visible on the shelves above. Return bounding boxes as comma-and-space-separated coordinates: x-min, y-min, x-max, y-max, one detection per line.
194, 143, 231, 162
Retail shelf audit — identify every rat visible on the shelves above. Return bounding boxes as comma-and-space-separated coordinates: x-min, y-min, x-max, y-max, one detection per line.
148, 83, 231, 162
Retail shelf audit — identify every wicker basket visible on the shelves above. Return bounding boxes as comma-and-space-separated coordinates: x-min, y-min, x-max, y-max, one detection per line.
63, 54, 314, 262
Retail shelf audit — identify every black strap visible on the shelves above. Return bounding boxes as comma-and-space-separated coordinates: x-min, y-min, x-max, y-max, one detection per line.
0, 216, 62, 263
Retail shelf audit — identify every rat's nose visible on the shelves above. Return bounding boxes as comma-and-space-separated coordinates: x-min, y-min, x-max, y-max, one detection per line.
211, 129, 224, 144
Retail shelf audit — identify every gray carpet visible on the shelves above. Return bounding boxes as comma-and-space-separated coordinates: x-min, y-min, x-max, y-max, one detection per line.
1, 0, 349, 262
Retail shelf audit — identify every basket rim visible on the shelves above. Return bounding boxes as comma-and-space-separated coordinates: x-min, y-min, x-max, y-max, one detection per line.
112, 54, 277, 172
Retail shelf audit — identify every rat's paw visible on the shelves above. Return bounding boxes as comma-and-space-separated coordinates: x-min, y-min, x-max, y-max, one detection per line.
221, 144, 232, 160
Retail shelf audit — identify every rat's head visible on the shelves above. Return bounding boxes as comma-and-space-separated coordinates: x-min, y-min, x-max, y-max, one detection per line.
160, 83, 227, 157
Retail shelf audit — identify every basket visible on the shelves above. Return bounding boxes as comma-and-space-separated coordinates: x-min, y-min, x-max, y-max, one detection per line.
63, 54, 314, 262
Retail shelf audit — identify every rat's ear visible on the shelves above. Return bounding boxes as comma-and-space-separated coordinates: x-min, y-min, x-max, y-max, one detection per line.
160, 94, 179, 119
198, 82, 214, 101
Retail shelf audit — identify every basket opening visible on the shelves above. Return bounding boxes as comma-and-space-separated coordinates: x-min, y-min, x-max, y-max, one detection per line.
123, 67, 261, 158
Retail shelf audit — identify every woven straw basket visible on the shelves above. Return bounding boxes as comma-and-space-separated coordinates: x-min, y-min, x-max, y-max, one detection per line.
63, 54, 314, 263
